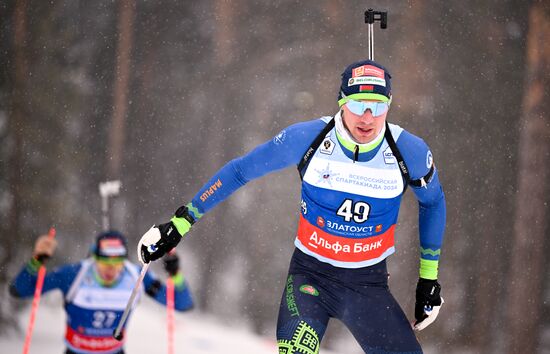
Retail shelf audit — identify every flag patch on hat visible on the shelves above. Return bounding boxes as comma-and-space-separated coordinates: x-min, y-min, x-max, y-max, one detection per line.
348, 76, 386, 87
359, 85, 374, 92
352, 65, 385, 78
99, 239, 126, 257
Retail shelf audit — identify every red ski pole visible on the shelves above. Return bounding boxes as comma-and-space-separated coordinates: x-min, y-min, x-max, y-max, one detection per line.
22, 227, 56, 354
166, 249, 176, 354
166, 278, 175, 354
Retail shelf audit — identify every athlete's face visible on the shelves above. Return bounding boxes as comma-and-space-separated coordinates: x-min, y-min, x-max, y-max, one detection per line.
95, 258, 124, 286
341, 100, 388, 144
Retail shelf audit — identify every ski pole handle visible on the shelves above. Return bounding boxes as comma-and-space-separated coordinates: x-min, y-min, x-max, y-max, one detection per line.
34, 227, 56, 263
35, 228, 57, 261
48, 227, 56, 239
22, 227, 56, 354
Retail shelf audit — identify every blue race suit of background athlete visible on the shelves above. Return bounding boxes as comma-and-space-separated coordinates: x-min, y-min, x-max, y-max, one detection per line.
11, 258, 193, 354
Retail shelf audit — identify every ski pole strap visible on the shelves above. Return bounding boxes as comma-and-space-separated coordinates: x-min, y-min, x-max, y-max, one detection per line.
174, 205, 196, 225
297, 118, 335, 180
383, 122, 435, 188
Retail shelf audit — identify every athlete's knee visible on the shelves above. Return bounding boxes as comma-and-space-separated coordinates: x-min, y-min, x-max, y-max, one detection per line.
277, 319, 321, 354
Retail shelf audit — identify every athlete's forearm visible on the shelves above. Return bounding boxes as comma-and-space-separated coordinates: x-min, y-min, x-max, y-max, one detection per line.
144, 272, 193, 311
9, 259, 43, 297
414, 172, 446, 279
9, 259, 75, 297
173, 277, 194, 311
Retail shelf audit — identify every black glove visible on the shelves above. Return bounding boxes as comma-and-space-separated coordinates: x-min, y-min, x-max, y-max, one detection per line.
137, 206, 195, 264
414, 278, 443, 330
137, 222, 183, 264
163, 252, 180, 276
35, 254, 51, 263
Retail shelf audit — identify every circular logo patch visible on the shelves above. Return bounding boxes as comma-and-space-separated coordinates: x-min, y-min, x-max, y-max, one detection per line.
426, 151, 433, 169
299, 285, 319, 296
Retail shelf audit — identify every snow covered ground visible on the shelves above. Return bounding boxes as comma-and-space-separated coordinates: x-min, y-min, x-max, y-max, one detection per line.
0, 294, 344, 354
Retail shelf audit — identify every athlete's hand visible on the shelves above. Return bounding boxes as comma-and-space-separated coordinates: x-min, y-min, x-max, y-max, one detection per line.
413, 278, 444, 331
163, 251, 180, 276
137, 223, 181, 264
138, 206, 195, 264
32, 234, 58, 262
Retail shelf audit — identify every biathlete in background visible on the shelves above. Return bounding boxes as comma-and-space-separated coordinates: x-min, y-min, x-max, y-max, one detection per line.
10, 230, 193, 354
137, 59, 446, 354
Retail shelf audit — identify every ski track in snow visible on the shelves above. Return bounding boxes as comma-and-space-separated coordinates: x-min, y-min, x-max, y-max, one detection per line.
0, 294, 346, 354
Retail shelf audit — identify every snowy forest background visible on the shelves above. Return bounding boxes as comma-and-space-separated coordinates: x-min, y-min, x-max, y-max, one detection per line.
1, 1, 549, 353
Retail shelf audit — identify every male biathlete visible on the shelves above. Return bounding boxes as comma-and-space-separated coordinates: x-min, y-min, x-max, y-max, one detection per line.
11, 230, 193, 354
137, 59, 446, 353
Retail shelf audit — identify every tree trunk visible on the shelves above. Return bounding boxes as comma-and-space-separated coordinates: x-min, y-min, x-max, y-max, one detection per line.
107, 0, 135, 180
461, 1, 528, 351
3, 0, 28, 282
504, 2, 550, 353
197, 0, 237, 312
0, 0, 29, 333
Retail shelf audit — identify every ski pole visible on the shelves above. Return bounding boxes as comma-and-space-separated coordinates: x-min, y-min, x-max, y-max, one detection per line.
166, 249, 176, 354
364, 8, 388, 60
22, 227, 56, 354
166, 277, 175, 354
113, 262, 150, 341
